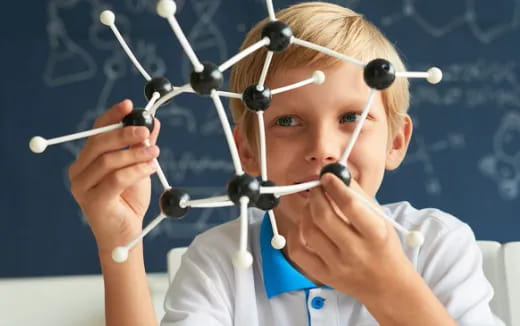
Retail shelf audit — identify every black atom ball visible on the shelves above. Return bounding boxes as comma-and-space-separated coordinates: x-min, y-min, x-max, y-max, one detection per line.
254, 180, 280, 210
144, 76, 172, 101
320, 163, 351, 186
261, 21, 293, 52
227, 173, 260, 205
363, 58, 396, 90
160, 188, 190, 219
122, 109, 154, 133
242, 85, 272, 112
190, 62, 223, 95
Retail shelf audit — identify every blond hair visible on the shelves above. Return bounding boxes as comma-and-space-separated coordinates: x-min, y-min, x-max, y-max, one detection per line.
229, 2, 410, 146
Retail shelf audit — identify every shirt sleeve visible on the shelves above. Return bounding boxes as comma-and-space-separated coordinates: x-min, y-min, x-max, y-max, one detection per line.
161, 237, 234, 326
418, 222, 505, 326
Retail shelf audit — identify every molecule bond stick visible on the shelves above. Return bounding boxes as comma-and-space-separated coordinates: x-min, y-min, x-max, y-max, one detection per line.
31, 0, 443, 267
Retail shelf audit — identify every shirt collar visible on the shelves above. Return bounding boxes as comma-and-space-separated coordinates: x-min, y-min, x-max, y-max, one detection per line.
260, 213, 317, 299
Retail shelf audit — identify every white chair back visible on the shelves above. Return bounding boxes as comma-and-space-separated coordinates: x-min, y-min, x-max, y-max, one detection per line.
475, 241, 520, 326
478, 241, 510, 324
504, 242, 520, 326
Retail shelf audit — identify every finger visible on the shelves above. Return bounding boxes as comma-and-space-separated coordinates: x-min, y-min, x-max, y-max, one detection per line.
69, 100, 135, 177
320, 173, 386, 240
70, 125, 151, 179
300, 222, 340, 265
93, 99, 133, 129
148, 118, 161, 145
308, 186, 357, 247
286, 222, 329, 283
134, 118, 161, 148
86, 160, 158, 201
73, 144, 160, 194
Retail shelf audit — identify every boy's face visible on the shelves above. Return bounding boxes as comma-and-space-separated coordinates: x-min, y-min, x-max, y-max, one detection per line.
237, 61, 412, 231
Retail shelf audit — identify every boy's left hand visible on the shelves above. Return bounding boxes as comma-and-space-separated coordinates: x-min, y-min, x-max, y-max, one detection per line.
286, 172, 415, 301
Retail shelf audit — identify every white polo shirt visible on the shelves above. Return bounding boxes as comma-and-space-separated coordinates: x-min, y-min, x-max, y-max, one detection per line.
161, 201, 505, 326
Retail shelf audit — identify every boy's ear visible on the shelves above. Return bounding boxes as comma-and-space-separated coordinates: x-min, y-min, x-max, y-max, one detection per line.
385, 114, 413, 170
233, 125, 260, 176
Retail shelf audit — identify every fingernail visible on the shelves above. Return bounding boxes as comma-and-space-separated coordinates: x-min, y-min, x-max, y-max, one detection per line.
320, 174, 330, 184
144, 145, 157, 156
134, 127, 149, 138
118, 99, 129, 108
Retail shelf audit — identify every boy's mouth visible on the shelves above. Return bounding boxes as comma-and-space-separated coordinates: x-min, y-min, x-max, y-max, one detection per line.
295, 175, 320, 184
293, 175, 319, 198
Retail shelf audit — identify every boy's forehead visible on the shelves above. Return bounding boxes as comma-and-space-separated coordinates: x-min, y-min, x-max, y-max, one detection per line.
266, 62, 369, 108
266, 62, 364, 88
264, 62, 386, 117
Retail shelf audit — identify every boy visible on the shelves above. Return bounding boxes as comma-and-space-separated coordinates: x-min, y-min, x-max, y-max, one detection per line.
68, 2, 504, 325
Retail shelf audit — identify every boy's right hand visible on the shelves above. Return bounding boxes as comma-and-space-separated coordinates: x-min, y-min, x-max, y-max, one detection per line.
68, 100, 161, 256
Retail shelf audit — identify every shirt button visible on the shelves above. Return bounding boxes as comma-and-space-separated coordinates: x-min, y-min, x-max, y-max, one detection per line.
311, 296, 326, 309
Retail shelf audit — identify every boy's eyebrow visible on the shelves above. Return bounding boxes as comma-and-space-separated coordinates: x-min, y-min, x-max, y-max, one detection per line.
339, 100, 369, 110
273, 97, 370, 111
335, 96, 375, 111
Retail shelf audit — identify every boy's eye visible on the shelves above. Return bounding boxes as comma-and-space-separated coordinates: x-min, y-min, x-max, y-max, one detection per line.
340, 112, 361, 123
275, 116, 298, 127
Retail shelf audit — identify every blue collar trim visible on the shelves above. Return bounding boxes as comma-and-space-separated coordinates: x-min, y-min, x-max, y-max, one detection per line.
260, 213, 317, 299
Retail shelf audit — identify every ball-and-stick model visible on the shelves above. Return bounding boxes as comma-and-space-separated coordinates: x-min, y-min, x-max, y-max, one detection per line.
30, 0, 443, 268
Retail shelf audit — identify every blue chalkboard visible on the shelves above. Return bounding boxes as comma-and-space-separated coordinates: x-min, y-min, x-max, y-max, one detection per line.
1, 0, 519, 277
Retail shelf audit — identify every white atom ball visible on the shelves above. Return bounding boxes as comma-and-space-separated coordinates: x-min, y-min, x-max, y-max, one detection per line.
406, 231, 424, 248
157, 0, 177, 18
112, 247, 129, 263
233, 251, 253, 269
312, 70, 326, 84
99, 10, 115, 26
271, 235, 286, 249
427, 67, 443, 84
29, 136, 48, 153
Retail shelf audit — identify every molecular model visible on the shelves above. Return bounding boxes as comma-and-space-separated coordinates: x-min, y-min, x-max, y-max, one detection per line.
30, 0, 443, 268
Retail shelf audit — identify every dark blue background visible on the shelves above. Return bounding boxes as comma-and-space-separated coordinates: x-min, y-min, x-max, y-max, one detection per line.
1, 0, 519, 277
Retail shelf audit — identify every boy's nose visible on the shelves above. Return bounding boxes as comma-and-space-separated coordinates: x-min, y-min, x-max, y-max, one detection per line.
304, 131, 342, 164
